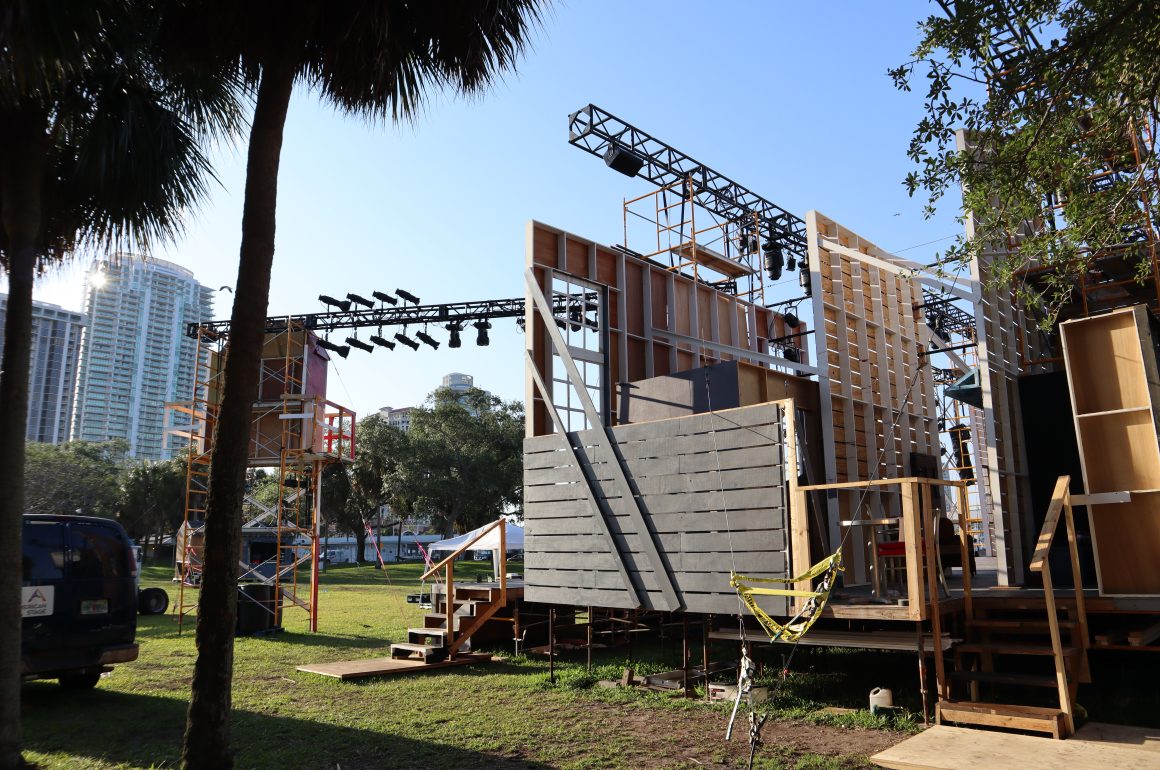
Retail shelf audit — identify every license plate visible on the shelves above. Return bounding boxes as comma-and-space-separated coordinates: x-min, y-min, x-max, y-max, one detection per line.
80, 599, 108, 615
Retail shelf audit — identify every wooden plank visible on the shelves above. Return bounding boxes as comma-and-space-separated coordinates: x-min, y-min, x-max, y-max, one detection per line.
523, 585, 640, 609
297, 653, 495, 681
872, 723, 1160, 770
524, 529, 787, 556
1127, 619, 1160, 646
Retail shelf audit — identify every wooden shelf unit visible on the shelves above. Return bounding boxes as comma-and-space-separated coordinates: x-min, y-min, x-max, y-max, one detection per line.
1061, 305, 1160, 596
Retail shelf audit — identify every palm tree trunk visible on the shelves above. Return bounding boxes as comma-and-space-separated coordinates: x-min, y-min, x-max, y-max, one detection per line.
182, 60, 295, 770
0, 105, 48, 770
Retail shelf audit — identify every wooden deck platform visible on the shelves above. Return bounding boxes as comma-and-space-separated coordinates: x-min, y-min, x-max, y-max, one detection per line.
297, 653, 498, 681
871, 723, 1160, 769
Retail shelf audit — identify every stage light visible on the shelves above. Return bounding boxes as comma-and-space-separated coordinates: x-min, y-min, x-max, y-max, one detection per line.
783, 312, 801, 328
786, 254, 797, 272
346, 336, 374, 353
394, 332, 420, 350
447, 323, 463, 348
317, 339, 350, 358
763, 241, 784, 281
369, 335, 395, 350
603, 144, 646, 177
782, 346, 801, 363
415, 330, 439, 349
372, 291, 398, 306
474, 320, 491, 346
396, 289, 420, 305
319, 294, 351, 312
346, 293, 374, 309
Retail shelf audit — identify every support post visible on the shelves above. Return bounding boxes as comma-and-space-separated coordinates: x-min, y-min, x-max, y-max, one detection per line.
922, 482, 947, 701
682, 612, 690, 697
549, 606, 556, 685
446, 560, 455, 661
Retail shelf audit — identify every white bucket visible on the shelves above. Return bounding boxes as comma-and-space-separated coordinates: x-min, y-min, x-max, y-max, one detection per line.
869, 687, 893, 714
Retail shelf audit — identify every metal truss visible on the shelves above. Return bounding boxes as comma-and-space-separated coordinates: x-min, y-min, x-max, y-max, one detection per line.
920, 291, 977, 342
567, 103, 807, 261
188, 295, 582, 339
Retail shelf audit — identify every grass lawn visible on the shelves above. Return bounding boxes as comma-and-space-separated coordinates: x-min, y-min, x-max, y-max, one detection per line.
21, 562, 917, 769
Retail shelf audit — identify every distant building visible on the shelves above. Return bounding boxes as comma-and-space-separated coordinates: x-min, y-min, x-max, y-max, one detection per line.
71, 255, 213, 460
376, 405, 414, 432
0, 295, 85, 444
442, 372, 474, 391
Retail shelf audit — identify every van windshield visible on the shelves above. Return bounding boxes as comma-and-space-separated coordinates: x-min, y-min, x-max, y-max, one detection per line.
68, 524, 127, 580
23, 522, 65, 582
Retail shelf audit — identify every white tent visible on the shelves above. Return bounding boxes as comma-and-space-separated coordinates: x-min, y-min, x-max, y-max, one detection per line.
429, 520, 524, 553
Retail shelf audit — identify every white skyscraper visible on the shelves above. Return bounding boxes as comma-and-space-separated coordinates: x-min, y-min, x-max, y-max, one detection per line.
71, 255, 213, 459
0, 295, 86, 444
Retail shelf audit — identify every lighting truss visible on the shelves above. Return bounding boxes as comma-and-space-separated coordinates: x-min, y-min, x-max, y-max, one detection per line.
920, 291, 977, 342
187, 295, 585, 339
567, 103, 807, 261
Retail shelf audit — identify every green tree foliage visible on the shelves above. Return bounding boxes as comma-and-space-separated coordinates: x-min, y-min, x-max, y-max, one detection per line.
329, 415, 409, 562
23, 440, 129, 520
118, 455, 186, 560
890, 0, 1160, 324
384, 387, 524, 535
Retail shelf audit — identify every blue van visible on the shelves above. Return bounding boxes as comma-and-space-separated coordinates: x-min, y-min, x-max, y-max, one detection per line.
21, 515, 139, 689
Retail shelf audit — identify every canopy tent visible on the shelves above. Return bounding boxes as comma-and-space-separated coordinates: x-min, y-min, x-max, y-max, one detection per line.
429, 520, 524, 553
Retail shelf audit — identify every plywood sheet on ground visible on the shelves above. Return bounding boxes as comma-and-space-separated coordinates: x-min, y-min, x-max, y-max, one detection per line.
872, 723, 1160, 770
297, 653, 497, 680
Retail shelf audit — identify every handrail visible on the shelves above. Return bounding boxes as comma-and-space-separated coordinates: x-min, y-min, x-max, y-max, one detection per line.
1028, 475, 1090, 738
420, 518, 505, 581
420, 518, 507, 660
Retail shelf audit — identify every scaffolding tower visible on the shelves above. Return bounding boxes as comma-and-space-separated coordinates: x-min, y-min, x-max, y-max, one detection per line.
169, 319, 355, 634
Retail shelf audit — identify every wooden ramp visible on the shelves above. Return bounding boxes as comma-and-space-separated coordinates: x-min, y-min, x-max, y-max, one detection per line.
297, 653, 496, 681
872, 724, 1160, 769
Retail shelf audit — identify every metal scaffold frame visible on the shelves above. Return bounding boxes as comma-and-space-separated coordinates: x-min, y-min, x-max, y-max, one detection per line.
169, 319, 355, 635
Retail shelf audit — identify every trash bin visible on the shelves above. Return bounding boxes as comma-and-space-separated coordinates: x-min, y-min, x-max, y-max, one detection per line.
236, 583, 276, 635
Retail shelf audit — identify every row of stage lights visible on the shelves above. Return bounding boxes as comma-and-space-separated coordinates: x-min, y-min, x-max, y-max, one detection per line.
313, 291, 491, 359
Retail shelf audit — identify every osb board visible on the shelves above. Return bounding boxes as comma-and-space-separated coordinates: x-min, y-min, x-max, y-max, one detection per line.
806, 211, 939, 581
524, 220, 795, 438
872, 723, 1160, 770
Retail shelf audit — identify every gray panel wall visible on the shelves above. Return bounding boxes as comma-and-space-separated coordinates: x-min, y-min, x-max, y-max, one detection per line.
523, 402, 789, 614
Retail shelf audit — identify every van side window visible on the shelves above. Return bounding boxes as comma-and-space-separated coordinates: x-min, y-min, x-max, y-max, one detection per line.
23, 522, 65, 582
68, 525, 125, 579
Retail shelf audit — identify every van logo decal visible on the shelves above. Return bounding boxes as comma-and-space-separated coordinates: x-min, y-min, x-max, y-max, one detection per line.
21, 586, 55, 618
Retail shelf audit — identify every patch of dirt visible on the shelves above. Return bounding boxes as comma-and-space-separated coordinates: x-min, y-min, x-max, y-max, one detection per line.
524, 695, 907, 768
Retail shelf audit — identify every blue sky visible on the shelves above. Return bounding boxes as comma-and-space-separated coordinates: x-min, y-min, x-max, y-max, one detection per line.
8, 0, 962, 418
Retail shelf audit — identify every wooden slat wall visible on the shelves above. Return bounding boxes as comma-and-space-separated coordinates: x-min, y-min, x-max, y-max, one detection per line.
806, 211, 940, 583
523, 402, 790, 614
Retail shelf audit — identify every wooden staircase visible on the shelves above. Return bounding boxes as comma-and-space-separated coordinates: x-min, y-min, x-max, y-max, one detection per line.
937, 477, 1091, 738
389, 519, 510, 666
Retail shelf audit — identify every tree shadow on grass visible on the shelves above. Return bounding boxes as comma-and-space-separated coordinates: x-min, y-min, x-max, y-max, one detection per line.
22, 684, 552, 769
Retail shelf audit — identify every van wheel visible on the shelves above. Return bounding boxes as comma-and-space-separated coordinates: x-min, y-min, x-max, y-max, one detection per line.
59, 672, 101, 690
139, 587, 169, 615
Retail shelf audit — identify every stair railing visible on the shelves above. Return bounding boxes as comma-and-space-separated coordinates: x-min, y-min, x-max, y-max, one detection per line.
1028, 475, 1090, 737
420, 518, 507, 659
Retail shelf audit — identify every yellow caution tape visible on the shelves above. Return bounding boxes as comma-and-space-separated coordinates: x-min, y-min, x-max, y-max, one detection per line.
730, 551, 844, 643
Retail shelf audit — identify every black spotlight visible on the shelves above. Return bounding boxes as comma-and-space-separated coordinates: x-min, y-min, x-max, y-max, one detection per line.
346, 336, 374, 353
786, 254, 797, 272
474, 320, 491, 346
446, 323, 463, 348
372, 291, 398, 305
319, 294, 351, 312
317, 339, 350, 359
394, 332, 420, 350
369, 335, 395, 350
763, 241, 784, 281
783, 346, 801, 363
603, 144, 646, 177
415, 330, 439, 349
347, 293, 374, 309
784, 312, 801, 328
396, 289, 420, 305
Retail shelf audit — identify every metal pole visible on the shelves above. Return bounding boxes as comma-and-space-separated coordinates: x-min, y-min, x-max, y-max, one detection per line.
587, 605, 593, 671
703, 615, 711, 701
549, 606, 556, 684
682, 612, 690, 697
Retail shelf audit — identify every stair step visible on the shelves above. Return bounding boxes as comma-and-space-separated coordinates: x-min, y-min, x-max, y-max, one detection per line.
389, 642, 447, 663
938, 700, 1067, 738
947, 670, 1060, 687
956, 642, 1079, 657
408, 627, 448, 637
966, 619, 1078, 631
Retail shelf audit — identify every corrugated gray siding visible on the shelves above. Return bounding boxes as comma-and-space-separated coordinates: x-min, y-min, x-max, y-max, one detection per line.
523, 402, 789, 614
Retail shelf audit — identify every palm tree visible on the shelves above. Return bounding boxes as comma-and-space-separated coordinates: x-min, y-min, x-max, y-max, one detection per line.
177, 4, 545, 767
0, 5, 239, 766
